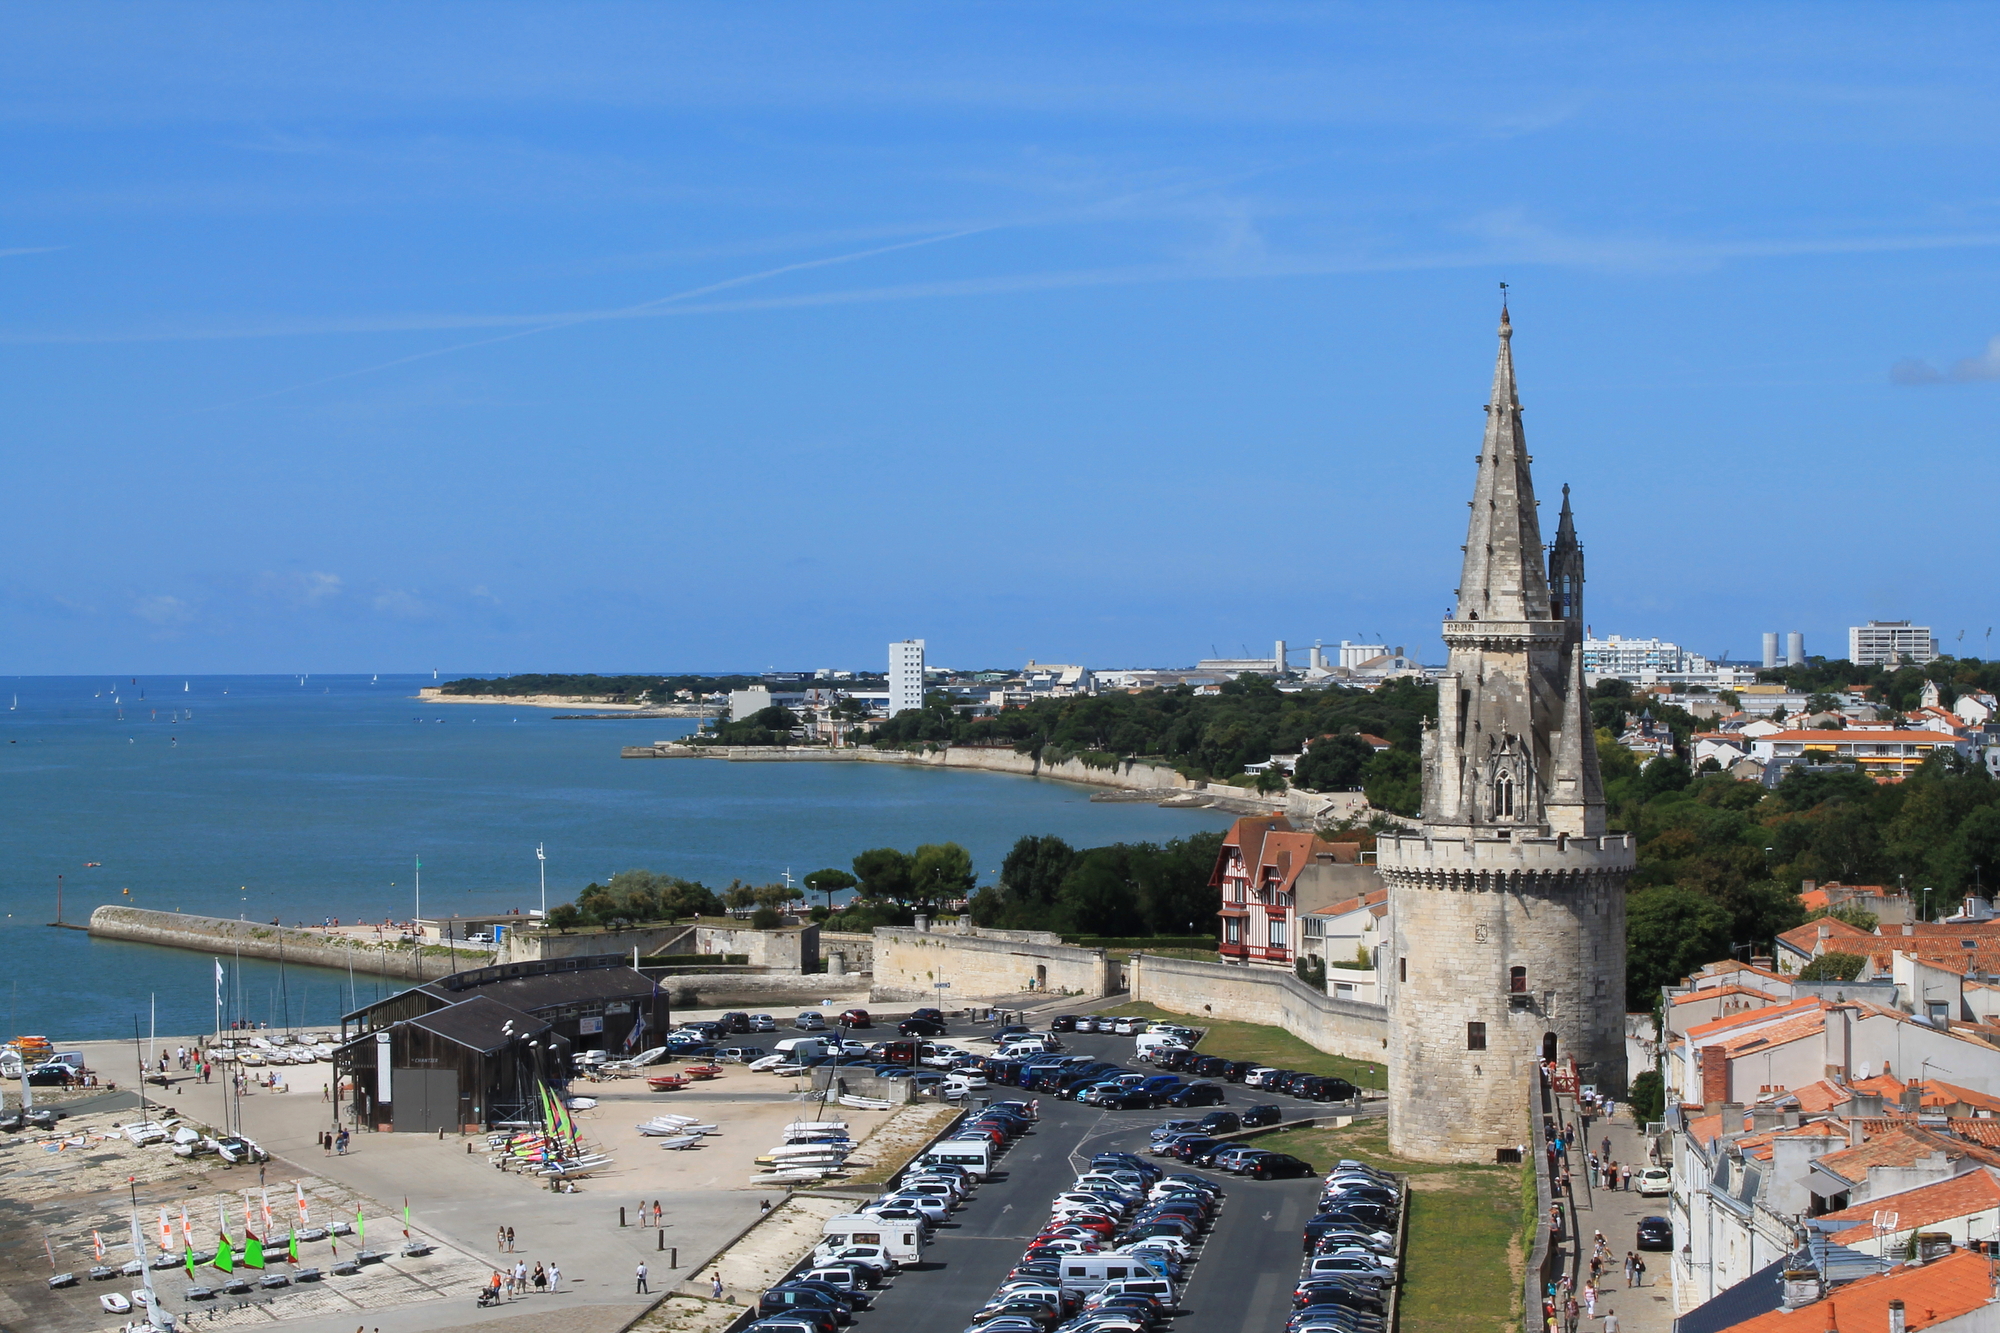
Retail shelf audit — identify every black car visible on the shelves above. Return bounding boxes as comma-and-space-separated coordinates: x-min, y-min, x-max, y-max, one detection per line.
721, 1012, 753, 1033
1165, 1082, 1226, 1108
1103, 1089, 1157, 1110
1048, 1014, 1077, 1031
899, 1018, 948, 1037
1637, 1216, 1674, 1251
758, 1289, 845, 1329
1303, 1213, 1382, 1252
1197, 1110, 1241, 1134
910, 1007, 945, 1024
1191, 1055, 1231, 1078
1241, 1104, 1282, 1127
1170, 1136, 1224, 1164
1156, 1048, 1196, 1072
1251, 1153, 1317, 1180
1310, 1077, 1359, 1103
1224, 1061, 1257, 1083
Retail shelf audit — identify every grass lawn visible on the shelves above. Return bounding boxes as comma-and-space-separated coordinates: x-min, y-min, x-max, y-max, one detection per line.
1255, 1117, 1525, 1333
1094, 1000, 1387, 1089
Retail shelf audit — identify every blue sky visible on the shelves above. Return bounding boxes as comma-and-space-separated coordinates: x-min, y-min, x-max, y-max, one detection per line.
4, 4, 1999, 674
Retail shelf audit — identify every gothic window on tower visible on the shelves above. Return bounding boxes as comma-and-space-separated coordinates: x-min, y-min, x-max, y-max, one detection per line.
1494, 773, 1515, 818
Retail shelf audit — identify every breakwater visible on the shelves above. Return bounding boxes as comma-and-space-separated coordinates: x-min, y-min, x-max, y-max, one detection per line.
619, 742, 1365, 824
87, 906, 496, 981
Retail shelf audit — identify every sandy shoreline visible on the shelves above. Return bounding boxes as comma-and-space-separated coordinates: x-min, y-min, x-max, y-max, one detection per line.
413, 689, 714, 714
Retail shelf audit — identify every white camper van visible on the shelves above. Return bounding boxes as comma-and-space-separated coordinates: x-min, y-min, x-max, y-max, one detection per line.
771, 1037, 833, 1061
817, 1214, 923, 1268
920, 1139, 993, 1180
1057, 1255, 1178, 1300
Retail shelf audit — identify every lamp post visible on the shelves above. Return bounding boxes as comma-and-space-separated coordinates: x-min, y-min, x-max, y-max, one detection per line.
536, 843, 546, 918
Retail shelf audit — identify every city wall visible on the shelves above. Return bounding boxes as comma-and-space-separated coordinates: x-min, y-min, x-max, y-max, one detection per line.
638, 971, 871, 1010
820, 931, 875, 976
1127, 952, 1390, 1065
870, 926, 1117, 1002
86, 906, 494, 982
505, 922, 819, 972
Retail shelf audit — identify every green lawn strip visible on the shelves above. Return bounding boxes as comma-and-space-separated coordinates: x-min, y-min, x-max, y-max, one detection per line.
1253, 1120, 1524, 1333
1093, 1000, 1387, 1089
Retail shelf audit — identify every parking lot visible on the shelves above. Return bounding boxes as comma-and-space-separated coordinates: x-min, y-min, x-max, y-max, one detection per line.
814, 1029, 1340, 1333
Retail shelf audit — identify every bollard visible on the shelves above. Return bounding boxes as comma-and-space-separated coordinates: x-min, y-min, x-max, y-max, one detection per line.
657, 1230, 664, 1252
670, 1247, 678, 1268
619, 1207, 627, 1228
467, 1142, 473, 1154
437, 1127, 445, 1140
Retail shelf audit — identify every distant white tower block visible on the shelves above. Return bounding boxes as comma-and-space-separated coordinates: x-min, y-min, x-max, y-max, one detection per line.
1786, 632, 1805, 668
1763, 633, 1780, 669
1275, 640, 1288, 675
889, 640, 926, 716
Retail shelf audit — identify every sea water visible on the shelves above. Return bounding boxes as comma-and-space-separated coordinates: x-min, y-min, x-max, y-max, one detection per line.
0, 675, 1229, 1040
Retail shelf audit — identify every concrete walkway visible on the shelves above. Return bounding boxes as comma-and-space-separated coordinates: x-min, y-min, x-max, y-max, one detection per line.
1563, 1106, 1674, 1333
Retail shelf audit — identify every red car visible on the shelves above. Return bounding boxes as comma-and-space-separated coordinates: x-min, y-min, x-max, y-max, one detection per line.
838, 1009, 873, 1029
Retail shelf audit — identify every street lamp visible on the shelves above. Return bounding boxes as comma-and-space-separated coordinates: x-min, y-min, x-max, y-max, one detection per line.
536, 843, 546, 918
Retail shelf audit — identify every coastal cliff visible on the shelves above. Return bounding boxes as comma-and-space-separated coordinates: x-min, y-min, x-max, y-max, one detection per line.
87, 906, 496, 981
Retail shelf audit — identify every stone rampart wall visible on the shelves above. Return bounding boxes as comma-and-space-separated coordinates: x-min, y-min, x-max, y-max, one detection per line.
697, 924, 819, 973
87, 906, 493, 982
1127, 952, 1389, 1064
505, 922, 696, 965
638, 971, 870, 1010
820, 932, 875, 976
869, 928, 1115, 1002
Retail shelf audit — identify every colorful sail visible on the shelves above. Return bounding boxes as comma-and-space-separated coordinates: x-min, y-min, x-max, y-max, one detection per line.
244, 1235, 264, 1270
214, 1236, 234, 1273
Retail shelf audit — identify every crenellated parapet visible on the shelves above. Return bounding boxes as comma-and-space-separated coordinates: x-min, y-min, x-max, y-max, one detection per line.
1376, 828, 1635, 893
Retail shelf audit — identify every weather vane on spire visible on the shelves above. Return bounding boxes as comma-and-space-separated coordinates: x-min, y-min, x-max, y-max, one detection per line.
1499, 280, 1509, 311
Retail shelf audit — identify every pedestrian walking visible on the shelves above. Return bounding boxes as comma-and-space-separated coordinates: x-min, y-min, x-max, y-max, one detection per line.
1584, 1283, 1597, 1318
1624, 1253, 1636, 1287
639, 1198, 648, 1226
635, 1261, 649, 1294
1603, 1312, 1620, 1333
653, 1200, 662, 1227
506, 1226, 516, 1252
514, 1261, 527, 1295
323, 1083, 330, 1102
712, 1271, 724, 1300
1564, 1297, 1579, 1333
548, 1263, 561, 1293
533, 1262, 546, 1292
1635, 1257, 1647, 1287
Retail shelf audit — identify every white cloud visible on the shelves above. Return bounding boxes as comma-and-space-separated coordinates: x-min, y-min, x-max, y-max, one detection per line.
132, 594, 197, 626
372, 588, 432, 620
1891, 335, 2000, 385
253, 569, 343, 605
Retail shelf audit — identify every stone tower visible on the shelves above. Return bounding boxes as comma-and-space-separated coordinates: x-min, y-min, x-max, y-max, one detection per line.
1378, 304, 1635, 1164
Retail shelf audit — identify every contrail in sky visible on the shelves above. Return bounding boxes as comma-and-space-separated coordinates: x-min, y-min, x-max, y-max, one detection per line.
209, 225, 994, 410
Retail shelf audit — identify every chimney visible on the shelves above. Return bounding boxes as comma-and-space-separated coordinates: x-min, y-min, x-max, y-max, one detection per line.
1887, 1300, 1905, 1333
1780, 1268, 1824, 1310
1701, 1046, 1731, 1109
1903, 922, 1915, 937
1752, 955, 1776, 972
1819, 922, 1834, 943
1803, 879, 1818, 895
1850, 1116, 1866, 1147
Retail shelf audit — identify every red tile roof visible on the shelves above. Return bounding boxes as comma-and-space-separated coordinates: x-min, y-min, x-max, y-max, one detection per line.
1719, 1249, 1991, 1333
1686, 996, 1826, 1041
1817, 1171, 2000, 1246
1812, 1125, 1971, 1185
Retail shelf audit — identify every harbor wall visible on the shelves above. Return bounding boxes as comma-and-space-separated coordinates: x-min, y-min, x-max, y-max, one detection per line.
86, 906, 495, 982
1128, 952, 1389, 1065
636, 971, 871, 1010
870, 926, 1117, 1002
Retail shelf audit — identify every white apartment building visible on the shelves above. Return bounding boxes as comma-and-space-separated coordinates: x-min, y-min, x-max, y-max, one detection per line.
889, 639, 926, 716
1850, 620, 1937, 666
1582, 634, 1714, 676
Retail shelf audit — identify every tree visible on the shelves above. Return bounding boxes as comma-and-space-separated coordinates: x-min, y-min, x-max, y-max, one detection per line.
1295, 955, 1327, 992
851, 847, 913, 901
804, 868, 857, 913
1805, 906, 1879, 933
1797, 951, 1867, 982
1254, 767, 1288, 795
750, 906, 783, 930
753, 883, 794, 911
1294, 734, 1374, 792
1628, 1070, 1665, 1125
1362, 749, 1421, 816
723, 881, 759, 911
1054, 848, 1147, 935
1625, 886, 1733, 1008
545, 903, 583, 932
999, 835, 1077, 912
909, 842, 977, 907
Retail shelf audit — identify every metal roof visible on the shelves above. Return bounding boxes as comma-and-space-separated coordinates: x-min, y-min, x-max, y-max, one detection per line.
405, 995, 549, 1054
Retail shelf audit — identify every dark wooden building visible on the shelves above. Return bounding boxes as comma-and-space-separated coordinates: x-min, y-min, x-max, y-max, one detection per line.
336, 955, 664, 1132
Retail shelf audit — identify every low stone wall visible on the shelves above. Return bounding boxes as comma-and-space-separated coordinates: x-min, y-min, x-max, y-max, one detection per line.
1128, 952, 1389, 1063
636, 971, 870, 1009
870, 927, 1115, 1002
87, 906, 494, 981
697, 923, 819, 973
820, 931, 875, 976
506, 921, 696, 964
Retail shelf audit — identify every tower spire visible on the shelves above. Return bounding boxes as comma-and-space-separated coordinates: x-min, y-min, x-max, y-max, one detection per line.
1455, 303, 1550, 623
1549, 482, 1584, 640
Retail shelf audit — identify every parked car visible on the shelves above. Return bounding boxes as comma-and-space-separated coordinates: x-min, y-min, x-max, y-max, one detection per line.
1637, 1168, 1671, 1197
1165, 1083, 1226, 1108
1250, 1154, 1316, 1180
721, 1012, 753, 1033
1197, 1110, 1241, 1134
750, 1014, 779, 1032
1636, 1217, 1674, 1251
795, 1012, 829, 1031
1241, 1104, 1282, 1128
1048, 1015, 1077, 1031
838, 1009, 873, 1029
901, 1018, 948, 1037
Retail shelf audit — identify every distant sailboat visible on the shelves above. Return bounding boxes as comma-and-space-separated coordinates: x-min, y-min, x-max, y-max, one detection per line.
9, 695, 15, 710
183, 681, 189, 692
371, 674, 378, 684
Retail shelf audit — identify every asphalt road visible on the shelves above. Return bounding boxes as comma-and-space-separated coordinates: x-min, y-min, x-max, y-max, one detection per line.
850, 1032, 1326, 1333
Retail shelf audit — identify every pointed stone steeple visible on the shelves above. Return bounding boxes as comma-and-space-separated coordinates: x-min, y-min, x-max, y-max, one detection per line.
1548, 483, 1585, 641
1546, 635, 1606, 836
1455, 304, 1551, 624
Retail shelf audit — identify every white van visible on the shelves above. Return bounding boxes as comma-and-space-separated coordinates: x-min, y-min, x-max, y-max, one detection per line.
998, 1037, 1047, 1057
1096, 1275, 1178, 1308
921, 1140, 993, 1180
818, 1214, 923, 1267
1057, 1256, 1178, 1298
772, 1037, 833, 1059
1133, 1033, 1189, 1060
